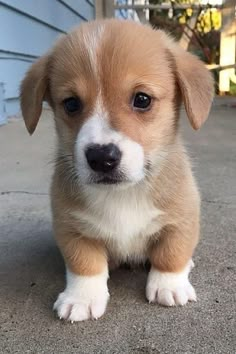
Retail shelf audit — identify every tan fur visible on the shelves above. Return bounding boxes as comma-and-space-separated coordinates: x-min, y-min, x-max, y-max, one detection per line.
20, 55, 50, 134
20, 19, 213, 278
56, 233, 107, 275
149, 151, 200, 272
50, 174, 108, 275
148, 144, 200, 272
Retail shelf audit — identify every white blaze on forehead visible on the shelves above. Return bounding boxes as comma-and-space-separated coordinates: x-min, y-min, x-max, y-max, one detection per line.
82, 24, 104, 72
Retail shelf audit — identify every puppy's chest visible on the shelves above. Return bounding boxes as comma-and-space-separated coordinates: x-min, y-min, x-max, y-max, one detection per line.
72, 189, 163, 260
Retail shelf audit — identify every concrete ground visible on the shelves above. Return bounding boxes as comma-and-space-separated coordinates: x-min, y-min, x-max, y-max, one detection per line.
0, 102, 235, 354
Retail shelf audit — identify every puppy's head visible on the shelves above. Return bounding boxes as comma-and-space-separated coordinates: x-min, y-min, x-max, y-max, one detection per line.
20, 20, 214, 187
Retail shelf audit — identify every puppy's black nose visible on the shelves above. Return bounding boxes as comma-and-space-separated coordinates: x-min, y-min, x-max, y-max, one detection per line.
85, 143, 121, 173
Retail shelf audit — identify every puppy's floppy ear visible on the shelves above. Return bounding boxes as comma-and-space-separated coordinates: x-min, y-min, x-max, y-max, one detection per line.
20, 55, 50, 135
171, 45, 214, 130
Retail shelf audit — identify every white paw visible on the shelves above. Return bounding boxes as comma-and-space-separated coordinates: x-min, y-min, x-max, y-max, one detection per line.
53, 270, 109, 322
146, 261, 196, 306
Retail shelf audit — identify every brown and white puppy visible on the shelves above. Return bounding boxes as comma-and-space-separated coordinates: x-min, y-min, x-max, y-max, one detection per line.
20, 19, 214, 322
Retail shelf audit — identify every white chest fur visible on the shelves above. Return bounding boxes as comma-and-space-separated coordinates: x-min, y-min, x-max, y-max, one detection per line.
71, 184, 163, 261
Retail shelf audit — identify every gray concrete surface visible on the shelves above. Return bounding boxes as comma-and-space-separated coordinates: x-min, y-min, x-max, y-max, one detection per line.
0, 103, 236, 354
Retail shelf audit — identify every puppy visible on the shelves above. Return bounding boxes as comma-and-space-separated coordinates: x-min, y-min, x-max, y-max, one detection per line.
20, 19, 213, 322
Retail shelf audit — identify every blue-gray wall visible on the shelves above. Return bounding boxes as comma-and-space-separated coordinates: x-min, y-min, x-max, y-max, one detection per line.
0, 0, 95, 124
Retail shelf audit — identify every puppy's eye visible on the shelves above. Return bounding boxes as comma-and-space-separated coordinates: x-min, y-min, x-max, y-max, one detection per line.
133, 92, 152, 111
63, 97, 83, 115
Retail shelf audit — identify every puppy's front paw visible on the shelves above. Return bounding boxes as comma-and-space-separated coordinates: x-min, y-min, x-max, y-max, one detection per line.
146, 261, 196, 306
53, 270, 109, 322
53, 289, 109, 321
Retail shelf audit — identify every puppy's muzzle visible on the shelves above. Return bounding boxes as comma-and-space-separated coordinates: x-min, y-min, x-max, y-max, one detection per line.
85, 143, 122, 174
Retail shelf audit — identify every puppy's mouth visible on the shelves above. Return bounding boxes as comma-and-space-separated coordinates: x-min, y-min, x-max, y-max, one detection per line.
96, 176, 124, 185
85, 162, 151, 186
88, 171, 128, 185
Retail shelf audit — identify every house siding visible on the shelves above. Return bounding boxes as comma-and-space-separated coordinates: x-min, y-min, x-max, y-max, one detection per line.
0, 0, 95, 124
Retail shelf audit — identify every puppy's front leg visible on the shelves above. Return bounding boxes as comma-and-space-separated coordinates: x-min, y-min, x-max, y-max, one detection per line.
146, 225, 198, 306
53, 236, 109, 322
